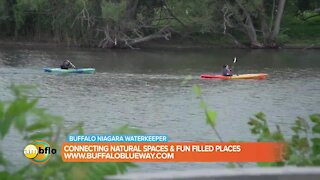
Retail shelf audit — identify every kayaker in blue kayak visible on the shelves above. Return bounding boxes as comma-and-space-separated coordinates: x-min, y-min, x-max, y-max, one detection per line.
222, 64, 233, 76
60, 60, 76, 69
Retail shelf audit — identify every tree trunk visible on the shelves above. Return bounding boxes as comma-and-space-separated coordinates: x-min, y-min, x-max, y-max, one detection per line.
98, 0, 172, 49
235, 0, 263, 48
271, 0, 286, 40
261, 15, 273, 46
4, 0, 17, 37
245, 17, 261, 48
129, 32, 168, 46
243, 9, 263, 48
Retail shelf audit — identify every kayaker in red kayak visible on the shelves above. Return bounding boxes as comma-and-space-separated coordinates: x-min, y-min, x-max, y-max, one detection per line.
222, 64, 233, 76
60, 60, 76, 69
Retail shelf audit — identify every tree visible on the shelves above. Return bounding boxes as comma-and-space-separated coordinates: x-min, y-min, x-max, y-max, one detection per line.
97, 0, 174, 48
221, 0, 287, 48
0, 0, 17, 37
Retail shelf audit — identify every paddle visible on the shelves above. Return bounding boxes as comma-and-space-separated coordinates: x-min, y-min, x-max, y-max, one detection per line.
232, 57, 238, 76
68, 60, 76, 69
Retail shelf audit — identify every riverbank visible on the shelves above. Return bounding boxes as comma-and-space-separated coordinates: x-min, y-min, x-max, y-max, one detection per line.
0, 39, 319, 50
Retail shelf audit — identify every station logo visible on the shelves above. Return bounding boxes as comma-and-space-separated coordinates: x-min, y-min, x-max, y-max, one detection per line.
23, 140, 57, 164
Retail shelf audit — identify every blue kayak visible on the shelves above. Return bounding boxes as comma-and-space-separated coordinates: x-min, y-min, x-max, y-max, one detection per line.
44, 68, 95, 74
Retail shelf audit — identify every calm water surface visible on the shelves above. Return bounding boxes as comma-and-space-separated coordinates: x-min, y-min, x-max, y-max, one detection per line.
0, 47, 319, 172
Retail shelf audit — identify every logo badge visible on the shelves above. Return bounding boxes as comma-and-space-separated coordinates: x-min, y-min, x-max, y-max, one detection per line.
24, 140, 57, 164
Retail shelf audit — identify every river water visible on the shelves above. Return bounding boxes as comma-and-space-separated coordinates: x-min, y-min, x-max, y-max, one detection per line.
0, 47, 319, 172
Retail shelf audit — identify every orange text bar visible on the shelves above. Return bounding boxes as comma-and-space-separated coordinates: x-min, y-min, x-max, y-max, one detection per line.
61, 142, 284, 162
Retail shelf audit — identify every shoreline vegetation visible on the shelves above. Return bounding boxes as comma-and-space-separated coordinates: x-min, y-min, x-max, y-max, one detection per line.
0, 39, 319, 50
0, 0, 319, 50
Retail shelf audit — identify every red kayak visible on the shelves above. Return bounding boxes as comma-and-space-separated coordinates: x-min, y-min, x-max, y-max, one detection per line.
200, 73, 268, 80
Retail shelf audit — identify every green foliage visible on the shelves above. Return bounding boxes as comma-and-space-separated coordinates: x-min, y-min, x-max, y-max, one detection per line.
248, 112, 285, 142
162, 0, 218, 32
101, 1, 126, 22
181, 75, 192, 86
275, 33, 290, 44
192, 85, 202, 98
0, 84, 138, 180
248, 113, 320, 166
192, 84, 246, 167
192, 85, 217, 129
206, 110, 217, 129
281, 13, 320, 44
